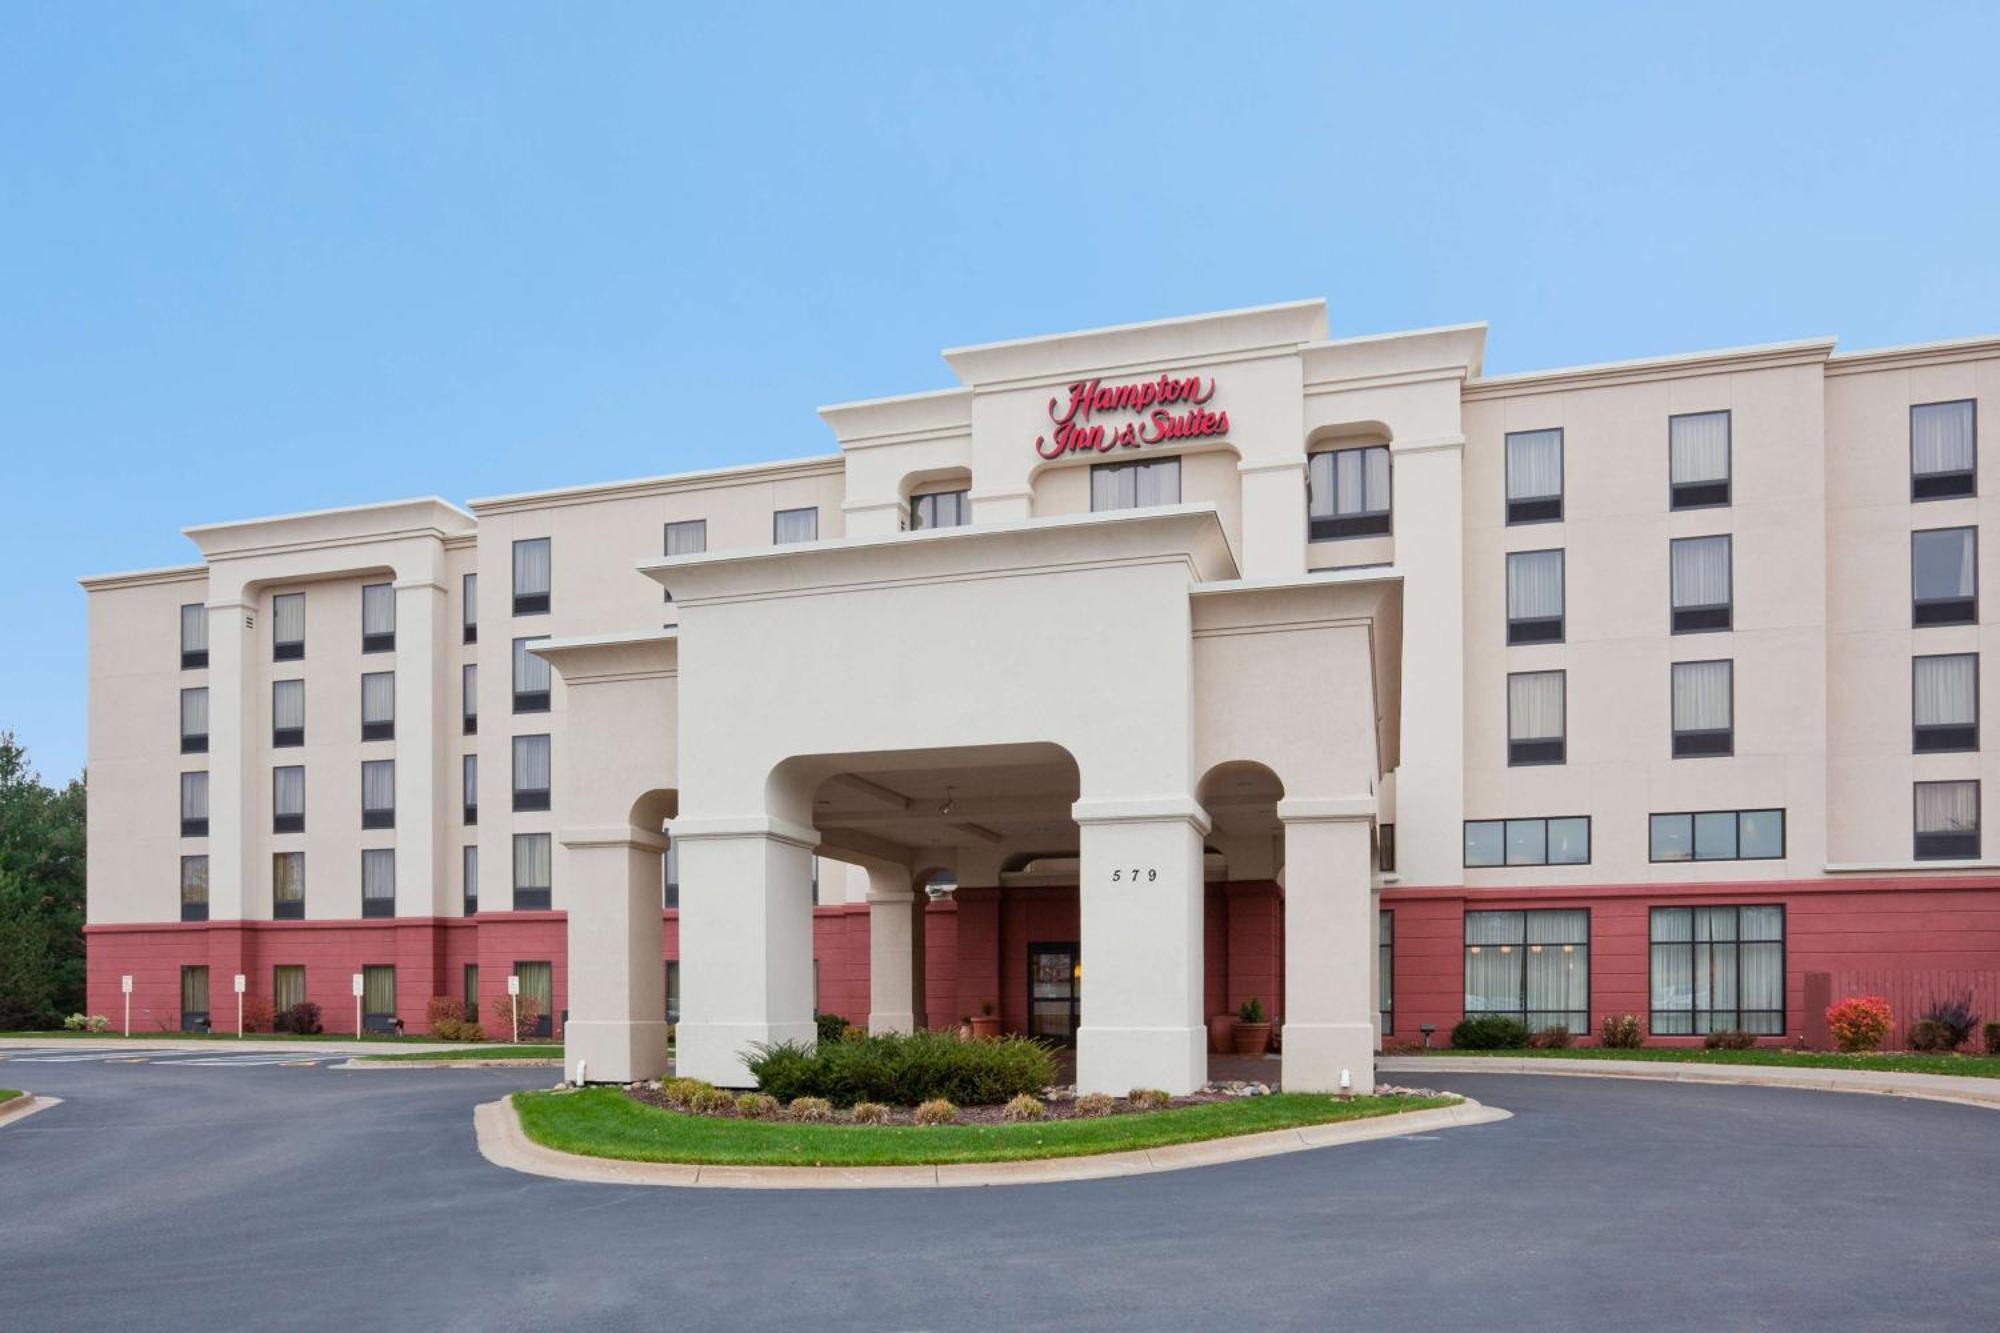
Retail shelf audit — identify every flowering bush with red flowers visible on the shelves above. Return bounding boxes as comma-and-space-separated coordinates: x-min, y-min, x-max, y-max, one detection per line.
1826, 995, 1893, 1053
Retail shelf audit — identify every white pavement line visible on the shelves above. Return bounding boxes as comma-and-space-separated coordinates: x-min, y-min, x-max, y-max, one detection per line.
473, 1097, 1512, 1191
1378, 1056, 2000, 1110
0, 1095, 63, 1129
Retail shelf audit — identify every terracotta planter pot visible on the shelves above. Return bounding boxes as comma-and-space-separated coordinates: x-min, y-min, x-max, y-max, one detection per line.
970, 1015, 1003, 1038
1206, 1013, 1236, 1054
1230, 1021, 1272, 1056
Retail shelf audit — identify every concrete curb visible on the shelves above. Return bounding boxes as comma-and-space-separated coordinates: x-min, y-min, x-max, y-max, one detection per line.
474, 1095, 1510, 1190
1380, 1056, 2000, 1110
0, 1095, 62, 1129
0, 1036, 481, 1057
338, 1059, 563, 1070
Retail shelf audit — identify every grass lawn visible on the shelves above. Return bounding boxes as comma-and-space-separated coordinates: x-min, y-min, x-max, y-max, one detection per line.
1428, 1046, 2000, 1079
362, 1045, 564, 1062
513, 1088, 1455, 1167
0, 1089, 20, 1103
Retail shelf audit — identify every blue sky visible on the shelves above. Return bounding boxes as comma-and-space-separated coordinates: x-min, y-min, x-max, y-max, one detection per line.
4, 2, 1998, 782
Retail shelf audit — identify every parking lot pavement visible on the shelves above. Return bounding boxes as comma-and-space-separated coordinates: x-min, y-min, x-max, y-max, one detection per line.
0, 1046, 349, 1066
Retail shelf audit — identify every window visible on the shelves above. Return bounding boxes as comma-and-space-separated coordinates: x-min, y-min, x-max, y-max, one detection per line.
1505, 549, 1564, 643
273, 850, 304, 919
514, 960, 554, 1037
1378, 911, 1394, 1035
361, 848, 396, 919
273, 765, 305, 834
272, 679, 304, 747
663, 520, 707, 601
1912, 399, 1976, 500
513, 833, 552, 911
665, 960, 680, 1023
1464, 909, 1589, 1032
1504, 428, 1563, 524
1507, 670, 1565, 765
1090, 457, 1180, 511
179, 687, 209, 754
272, 592, 306, 661
180, 855, 208, 923
1376, 824, 1396, 875
911, 490, 969, 530
361, 582, 396, 653
180, 771, 208, 837
462, 664, 478, 735
1651, 906, 1784, 1036
181, 965, 211, 1032
462, 572, 478, 643
361, 671, 395, 741
180, 603, 208, 669
1670, 535, 1732, 633
273, 965, 305, 1015
1649, 809, 1785, 862
1463, 816, 1591, 867
1912, 527, 1977, 626
463, 844, 479, 916
1307, 446, 1391, 539
1914, 653, 1978, 752
1669, 411, 1731, 509
663, 839, 679, 909
512, 537, 551, 615
513, 637, 551, 713
1915, 780, 1980, 860
361, 964, 396, 1033
462, 754, 478, 825
773, 507, 819, 544
361, 759, 395, 829
512, 735, 551, 812
1671, 660, 1734, 757
464, 963, 479, 1024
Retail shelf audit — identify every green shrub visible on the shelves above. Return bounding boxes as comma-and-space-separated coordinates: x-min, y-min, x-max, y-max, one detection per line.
747, 1029, 1055, 1107
1528, 1025, 1572, 1049
850, 1101, 891, 1124
1984, 1021, 2000, 1056
1918, 990, 1981, 1050
1002, 1094, 1045, 1121
814, 1012, 850, 1045
1074, 1092, 1115, 1117
735, 1092, 779, 1119
913, 1098, 958, 1125
1452, 1015, 1532, 1050
1908, 1018, 1957, 1053
788, 1096, 835, 1122
1703, 1029, 1756, 1050
1598, 1013, 1644, 1049
1127, 1087, 1171, 1109
1237, 997, 1267, 1024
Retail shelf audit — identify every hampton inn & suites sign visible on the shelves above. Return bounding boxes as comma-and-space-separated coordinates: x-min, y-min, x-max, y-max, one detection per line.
1033, 374, 1228, 459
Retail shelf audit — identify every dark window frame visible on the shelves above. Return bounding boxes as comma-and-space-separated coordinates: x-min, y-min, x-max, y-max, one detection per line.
1912, 526, 1978, 627
1376, 823, 1395, 875
360, 582, 396, 654
1462, 815, 1593, 868
1307, 444, 1393, 540
1506, 669, 1567, 767
1505, 547, 1566, 644
1914, 779, 1981, 861
272, 764, 305, 835
361, 760, 395, 830
272, 591, 306, 662
179, 686, 209, 754
360, 964, 397, 1031
180, 771, 208, 838
1378, 909, 1394, 1036
512, 735, 551, 812
1461, 908, 1591, 1032
179, 854, 208, 923
513, 833, 553, 912
1671, 658, 1736, 759
1504, 428, 1565, 525
1913, 651, 1980, 753
512, 636, 552, 714
463, 754, 478, 826
1668, 409, 1733, 511
272, 679, 304, 748
180, 964, 211, 1033
463, 844, 479, 917
1089, 456, 1182, 514
662, 519, 708, 601
1670, 534, 1734, 634
360, 671, 395, 742
1648, 808, 1787, 863
462, 572, 478, 644
272, 850, 305, 920
773, 506, 819, 544
1648, 904, 1786, 1036
361, 849, 396, 919
180, 603, 209, 670
1910, 398, 1977, 501
910, 490, 970, 531
512, 537, 551, 616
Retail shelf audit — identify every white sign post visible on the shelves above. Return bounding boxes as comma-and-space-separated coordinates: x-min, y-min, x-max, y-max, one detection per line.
121, 974, 133, 1037
507, 974, 521, 1044
352, 972, 365, 1039
234, 973, 247, 1038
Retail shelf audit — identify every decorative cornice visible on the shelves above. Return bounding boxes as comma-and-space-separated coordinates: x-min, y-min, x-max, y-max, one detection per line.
1825, 333, 2000, 377
77, 562, 208, 592
1462, 337, 1837, 401
468, 455, 843, 516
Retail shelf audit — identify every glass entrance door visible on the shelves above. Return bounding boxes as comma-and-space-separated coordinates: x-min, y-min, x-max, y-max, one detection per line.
1028, 942, 1080, 1044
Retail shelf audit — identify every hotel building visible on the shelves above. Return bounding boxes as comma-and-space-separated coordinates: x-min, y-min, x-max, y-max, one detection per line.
80, 299, 2000, 1094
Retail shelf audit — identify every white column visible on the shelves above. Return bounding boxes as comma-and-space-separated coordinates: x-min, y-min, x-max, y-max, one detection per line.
865, 862, 919, 1034
393, 579, 447, 916
671, 815, 817, 1087
204, 593, 254, 922
1278, 799, 1377, 1093
561, 825, 671, 1083
1072, 798, 1208, 1096
1388, 437, 1465, 888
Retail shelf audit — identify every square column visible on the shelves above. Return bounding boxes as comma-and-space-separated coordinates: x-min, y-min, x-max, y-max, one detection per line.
671, 815, 818, 1088
865, 863, 921, 1035
1073, 799, 1208, 1096
203, 596, 254, 922
561, 826, 672, 1083
393, 579, 447, 917
1278, 799, 1377, 1093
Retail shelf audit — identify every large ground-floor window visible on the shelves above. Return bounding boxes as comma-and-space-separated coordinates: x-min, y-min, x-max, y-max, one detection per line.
1464, 909, 1589, 1032
361, 964, 397, 1033
514, 961, 554, 1037
1378, 910, 1394, 1035
1650, 905, 1785, 1035
180, 964, 210, 1032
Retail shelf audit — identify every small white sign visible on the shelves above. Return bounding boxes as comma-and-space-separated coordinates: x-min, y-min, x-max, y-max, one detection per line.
233, 974, 247, 994
507, 975, 521, 997
120, 975, 133, 994
351, 973, 365, 996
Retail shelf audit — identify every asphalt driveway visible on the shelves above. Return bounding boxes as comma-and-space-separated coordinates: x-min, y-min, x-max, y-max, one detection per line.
2, 1055, 1996, 1330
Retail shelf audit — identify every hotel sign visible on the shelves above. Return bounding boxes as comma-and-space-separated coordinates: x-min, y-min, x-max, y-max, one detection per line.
1034, 373, 1228, 459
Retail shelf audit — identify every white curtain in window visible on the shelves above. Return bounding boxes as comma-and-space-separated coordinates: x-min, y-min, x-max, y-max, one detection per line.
181, 603, 208, 654
1525, 912, 1588, 1021
1464, 911, 1523, 1012
463, 755, 478, 807
273, 851, 304, 902
1335, 450, 1366, 516
1912, 401, 1976, 475
181, 771, 208, 819
514, 832, 552, 889
513, 638, 552, 692
1670, 412, 1731, 484
1306, 451, 1335, 519
1913, 528, 1976, 599
665, 519, 707, 555
773, 508, 818, 544
1915, 654, 1977, 726
361, 672, 395, 724
515, 960, 553, 1007
362, 760, 395, 812
1916, 780, 1979, 833
273, 766, 305, 816
462, 573, 477, 629
273, 679, 305, 730
463, 845, 478, 897
513, 538, 551, 596
1508, 672, 1565, 741
513, 735, 551, 792
180, 688, 208, 738
361, 849, 395, 900
1507, 550, 1564, 620
1505, 430, 1562, 500
1672, 660, 1733, 731
1134, 459, 1180, 507
272, 593, 306, 644
361, 583, 396, 636
462, 664, 477, 718
181, 855, 209, 902
1671, 535, 1732, 608
1091, 465, 1129, 511
1363, 447, 1390, 511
